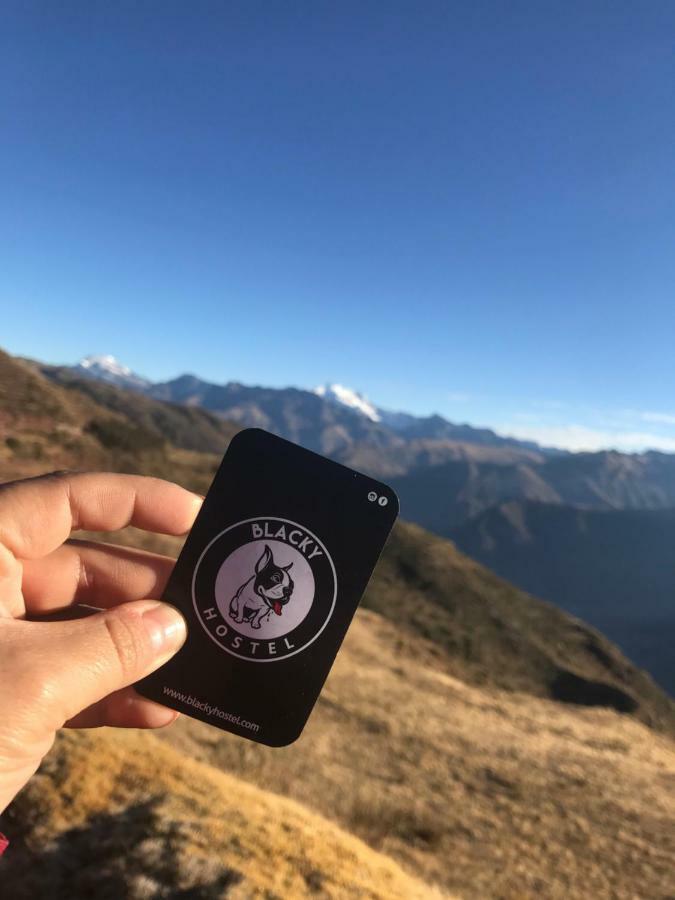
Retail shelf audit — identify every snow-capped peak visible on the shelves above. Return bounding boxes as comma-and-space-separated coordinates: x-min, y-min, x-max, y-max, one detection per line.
80, 354, 134, 378
75, 355, 150, 390
314, 383, 381, 422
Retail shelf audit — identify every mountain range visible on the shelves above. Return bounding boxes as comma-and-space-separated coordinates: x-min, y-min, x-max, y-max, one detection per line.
2, 346, 670, 722
22, 352, 675, 694
2, 346, 675, 896
63, 354, 548, 467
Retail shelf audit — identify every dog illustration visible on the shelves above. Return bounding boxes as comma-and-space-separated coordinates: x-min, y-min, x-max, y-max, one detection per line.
229, 545, 294, 629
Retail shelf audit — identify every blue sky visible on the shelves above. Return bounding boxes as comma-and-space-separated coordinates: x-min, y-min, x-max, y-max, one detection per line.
2, 2, 675, 452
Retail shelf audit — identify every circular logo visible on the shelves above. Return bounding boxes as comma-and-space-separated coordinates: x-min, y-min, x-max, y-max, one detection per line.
192, 517, 337, 663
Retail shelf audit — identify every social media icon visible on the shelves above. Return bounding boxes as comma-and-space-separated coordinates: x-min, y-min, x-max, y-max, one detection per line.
367, 491, 378, 502
378, 496, 389, 507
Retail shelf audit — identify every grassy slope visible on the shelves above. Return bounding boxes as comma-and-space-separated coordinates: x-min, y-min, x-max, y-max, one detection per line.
154, 609, 675, 899
0, 349, 231, 494
99, 520, 675, 738
366, 521, 675, 734
6, 604, 666, 900
3, 728, 441, 900
37, 362, 240, 455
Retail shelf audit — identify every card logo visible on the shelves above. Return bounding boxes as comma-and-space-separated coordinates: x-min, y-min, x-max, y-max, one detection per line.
192, 517, 337, 662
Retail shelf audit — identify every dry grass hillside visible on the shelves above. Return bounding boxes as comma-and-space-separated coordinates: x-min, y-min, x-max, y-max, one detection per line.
35, 361, 240, 455
157, 610, 675, 899
4, 606, 674, 899
90, 520, 675, 738
368, 522, 675, 734
3, 728, 442, 900
0, 348, 236, 494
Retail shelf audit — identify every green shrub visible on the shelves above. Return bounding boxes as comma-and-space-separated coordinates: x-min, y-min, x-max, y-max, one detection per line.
84, 419, 165, 454
5, 435, 44, 459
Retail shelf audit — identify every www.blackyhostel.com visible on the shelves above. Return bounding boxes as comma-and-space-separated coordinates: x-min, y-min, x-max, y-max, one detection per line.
162, 685, 260, 732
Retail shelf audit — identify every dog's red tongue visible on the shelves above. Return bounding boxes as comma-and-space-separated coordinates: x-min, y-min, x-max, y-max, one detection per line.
273, 601, 282, 616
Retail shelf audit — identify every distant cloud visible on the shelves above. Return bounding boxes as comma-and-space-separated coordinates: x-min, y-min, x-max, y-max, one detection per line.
497, 423, 675, 453
638, 410, 675, 426
446, 391, 472, 403
528, 399, 568, 411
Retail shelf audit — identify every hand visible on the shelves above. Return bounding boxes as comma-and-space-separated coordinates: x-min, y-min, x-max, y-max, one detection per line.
0, 472, 200, 815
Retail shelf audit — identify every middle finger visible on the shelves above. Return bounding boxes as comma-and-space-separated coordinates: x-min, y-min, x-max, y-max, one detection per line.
21, 540, 177, 614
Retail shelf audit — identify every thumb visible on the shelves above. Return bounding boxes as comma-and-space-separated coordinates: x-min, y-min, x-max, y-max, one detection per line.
21, 601, 187, 729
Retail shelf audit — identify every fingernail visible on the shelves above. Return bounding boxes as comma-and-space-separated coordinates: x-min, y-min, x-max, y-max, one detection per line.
141, 602, 187, 653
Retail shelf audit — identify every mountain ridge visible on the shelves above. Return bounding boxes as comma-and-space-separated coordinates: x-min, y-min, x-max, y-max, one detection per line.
452, 500, 675, 694
63, 353, 549, 457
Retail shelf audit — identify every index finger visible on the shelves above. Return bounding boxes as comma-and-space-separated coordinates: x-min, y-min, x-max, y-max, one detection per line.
0, 472, 203, 560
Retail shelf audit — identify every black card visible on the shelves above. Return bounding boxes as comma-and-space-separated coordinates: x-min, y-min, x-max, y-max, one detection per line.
136, 428, 399, 746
